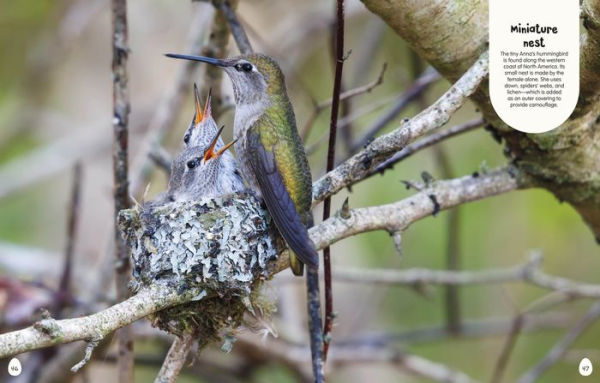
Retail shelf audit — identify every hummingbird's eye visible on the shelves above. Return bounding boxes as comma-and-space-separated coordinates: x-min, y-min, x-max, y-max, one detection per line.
235, 63, 253, 72
183, 133, 190, 144
186, 159, 197, 169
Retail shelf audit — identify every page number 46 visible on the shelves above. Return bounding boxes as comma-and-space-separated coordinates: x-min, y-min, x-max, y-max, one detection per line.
7, 358, 22, 377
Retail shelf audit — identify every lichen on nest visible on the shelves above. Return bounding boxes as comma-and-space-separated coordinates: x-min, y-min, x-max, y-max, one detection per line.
117, 192, 282, 340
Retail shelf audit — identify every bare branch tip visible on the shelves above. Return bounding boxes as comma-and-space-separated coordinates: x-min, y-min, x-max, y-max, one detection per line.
71, 337, 102, 372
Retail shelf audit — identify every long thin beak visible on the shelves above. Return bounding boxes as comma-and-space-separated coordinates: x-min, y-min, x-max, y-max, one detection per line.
165, 53, 228, 67
203, 126, 237, 163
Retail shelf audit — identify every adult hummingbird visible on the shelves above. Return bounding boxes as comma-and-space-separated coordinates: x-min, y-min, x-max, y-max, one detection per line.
166, 53, 318, 276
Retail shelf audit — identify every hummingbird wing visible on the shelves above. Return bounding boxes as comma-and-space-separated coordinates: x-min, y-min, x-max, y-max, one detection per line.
246, 129, 319, 269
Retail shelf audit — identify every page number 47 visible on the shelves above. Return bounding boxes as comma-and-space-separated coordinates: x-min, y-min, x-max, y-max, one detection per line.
579, 358, 593, 377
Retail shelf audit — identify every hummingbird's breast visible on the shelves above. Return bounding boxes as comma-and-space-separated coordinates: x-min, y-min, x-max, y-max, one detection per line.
233, 101, 268, 195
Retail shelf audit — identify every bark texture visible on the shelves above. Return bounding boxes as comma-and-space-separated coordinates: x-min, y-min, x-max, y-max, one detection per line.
360, 0, 600, 240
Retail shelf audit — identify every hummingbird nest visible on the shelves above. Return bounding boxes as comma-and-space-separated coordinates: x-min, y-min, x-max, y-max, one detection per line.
117, 192, 283, 341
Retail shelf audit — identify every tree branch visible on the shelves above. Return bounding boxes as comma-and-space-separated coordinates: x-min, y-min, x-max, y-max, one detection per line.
0, 285, 203, 361
309, 167, 522, 252
212, 0, 252, 54
330, 253, 600, 298
154, 332, 195, 383
111, 0, 133, 380
311, 51, 489, 205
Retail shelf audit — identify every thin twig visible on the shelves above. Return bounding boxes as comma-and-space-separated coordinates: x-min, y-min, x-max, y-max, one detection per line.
57, 163, 82, 308
328, 18, 354, 156
149, 146, 172, 177
154, 332, 195, 383
71, 338, 101, 372
321, 0, 345, 365
489, 292, 573, 383
302, 63, 387, 141
312, 52, 489, 205
432, 145, 462, 334
335, 311, 573, 347
350, 68, 440, 153
236, 333, 479, 383
516, 300, 600, 383
366, 118, 485, 179
305, 268, 324, 383
323, 254, 600, 298
37, 339, 113, 383
490, 314, 525, 383
213, 0, 252, 54
331, 345, 480, 383
111, 0, 133, 380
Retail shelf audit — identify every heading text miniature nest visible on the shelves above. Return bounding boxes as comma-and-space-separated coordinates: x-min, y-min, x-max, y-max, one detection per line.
117, 192, 284, 341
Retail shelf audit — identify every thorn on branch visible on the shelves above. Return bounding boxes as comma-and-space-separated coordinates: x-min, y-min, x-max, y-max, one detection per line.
339, 197, 351, 219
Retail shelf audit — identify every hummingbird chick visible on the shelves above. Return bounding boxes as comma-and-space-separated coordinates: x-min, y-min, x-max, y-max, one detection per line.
183, 84, 240, 185
167, 125, 244, 202
183, 84, 218, 148
166, 52, 319, 276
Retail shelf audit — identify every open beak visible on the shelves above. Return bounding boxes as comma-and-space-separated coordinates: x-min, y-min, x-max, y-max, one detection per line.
193, 85, 212, 126
193, 83, 204, 125
165, 53, 229, 67
203, 126, 237, 163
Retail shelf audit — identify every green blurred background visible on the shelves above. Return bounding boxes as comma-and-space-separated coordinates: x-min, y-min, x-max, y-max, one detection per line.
1, 0, 599, 382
